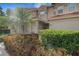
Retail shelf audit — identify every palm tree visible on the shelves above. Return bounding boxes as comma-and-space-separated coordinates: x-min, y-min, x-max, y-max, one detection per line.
15, 8, 35, 34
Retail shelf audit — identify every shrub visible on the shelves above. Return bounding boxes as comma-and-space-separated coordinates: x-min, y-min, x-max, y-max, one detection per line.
0, 34, 3, 42
0, 38, 3, 43
40, 29, 79, 55
3, 34, 68, 56
3, 34, 44, 56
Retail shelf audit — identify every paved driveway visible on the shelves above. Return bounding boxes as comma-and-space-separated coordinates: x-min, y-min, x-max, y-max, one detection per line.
0, 42, 9, 56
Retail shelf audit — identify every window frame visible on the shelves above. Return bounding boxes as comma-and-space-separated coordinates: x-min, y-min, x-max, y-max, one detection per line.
68, 3, 77, 12
39, 10, 47, 15
57, 6, 64, 14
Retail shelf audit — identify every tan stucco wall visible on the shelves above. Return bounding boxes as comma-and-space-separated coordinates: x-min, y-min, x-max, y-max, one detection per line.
31, 21, 38, 33
49, 17, 79, 30
48, 3, 79, 18
38, 6, 48, 21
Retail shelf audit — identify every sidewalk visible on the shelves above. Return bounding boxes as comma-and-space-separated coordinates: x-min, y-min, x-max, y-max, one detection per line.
0, 42, 9, 56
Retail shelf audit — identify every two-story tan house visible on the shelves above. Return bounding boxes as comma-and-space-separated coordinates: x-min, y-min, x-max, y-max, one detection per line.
9, 3, 79, 34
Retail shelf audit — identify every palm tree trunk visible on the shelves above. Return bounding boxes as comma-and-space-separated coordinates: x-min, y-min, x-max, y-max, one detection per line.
22, 24, 24, 34
31, 23, 32, 34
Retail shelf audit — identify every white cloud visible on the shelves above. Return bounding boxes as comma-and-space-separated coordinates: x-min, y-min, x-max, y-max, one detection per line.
34, 3, 41, 8
34, 3, 52, 8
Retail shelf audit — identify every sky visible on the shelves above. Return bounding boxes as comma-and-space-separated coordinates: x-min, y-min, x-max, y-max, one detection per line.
0, 3, 41, 12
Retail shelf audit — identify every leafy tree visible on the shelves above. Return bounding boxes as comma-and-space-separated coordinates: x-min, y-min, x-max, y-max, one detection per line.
0, 16, 8, 29
6, 8, 11, 16
0, 6, 5, 16
7, 8, 36, 34
0, 7, 7, 29
0, 7, 7, 30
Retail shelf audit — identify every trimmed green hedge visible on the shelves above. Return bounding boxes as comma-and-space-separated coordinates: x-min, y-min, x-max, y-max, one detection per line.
40, 29, 79, 54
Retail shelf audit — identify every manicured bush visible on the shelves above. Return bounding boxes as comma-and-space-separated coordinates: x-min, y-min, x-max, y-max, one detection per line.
40, 29, 79, 55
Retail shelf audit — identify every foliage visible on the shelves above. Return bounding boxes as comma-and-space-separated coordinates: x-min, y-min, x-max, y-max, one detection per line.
0, 16, 8, 29
3, 34, 42, 56
6, 8, 11, 16
15, 8, 33, 24
3, 34, 68, 56
0, 6, 5, 16
0, 38, 3, 42
11, 8, 35, 34
40, 29, 79, 54
6, 8, 36, 34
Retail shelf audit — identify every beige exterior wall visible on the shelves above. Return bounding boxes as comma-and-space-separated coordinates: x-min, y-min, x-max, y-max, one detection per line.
49, 17, 79, 30
31, 21, 39, 33
38, 6, 48, 22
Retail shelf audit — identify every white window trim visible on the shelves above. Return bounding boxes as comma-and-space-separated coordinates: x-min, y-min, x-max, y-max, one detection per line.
68, 3, 77, 12
57, 6, 64, 15
40, 10, 47, 15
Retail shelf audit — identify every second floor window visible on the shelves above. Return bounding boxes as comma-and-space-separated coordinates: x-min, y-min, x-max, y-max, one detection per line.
57, 6, 64, 14
58, 9, 64, 14
68, 3, 76, 12
40, 11, 47, 15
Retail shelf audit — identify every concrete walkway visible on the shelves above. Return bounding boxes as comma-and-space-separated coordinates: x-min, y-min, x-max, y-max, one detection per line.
0, 42, 9, 56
